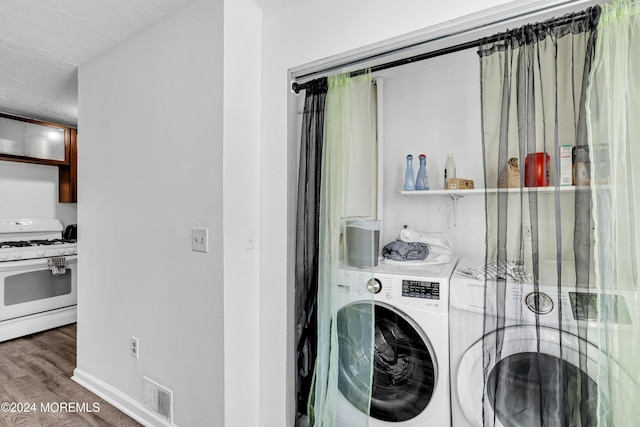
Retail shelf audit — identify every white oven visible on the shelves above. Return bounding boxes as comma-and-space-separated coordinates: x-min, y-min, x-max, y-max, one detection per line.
0, 219, 78, 342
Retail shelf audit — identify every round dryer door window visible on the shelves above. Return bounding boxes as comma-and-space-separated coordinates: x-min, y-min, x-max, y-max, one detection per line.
486, 351, 599, 427
337, 301, 437, 422
456, 325, 638, 427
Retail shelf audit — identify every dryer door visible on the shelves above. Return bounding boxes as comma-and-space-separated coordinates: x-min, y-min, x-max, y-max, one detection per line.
456, 325, 635, 427
338, 301, 438, 422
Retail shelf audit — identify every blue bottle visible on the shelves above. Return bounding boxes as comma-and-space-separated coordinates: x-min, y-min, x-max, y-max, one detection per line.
404, 155, 415, 191
415, 154, 429, 190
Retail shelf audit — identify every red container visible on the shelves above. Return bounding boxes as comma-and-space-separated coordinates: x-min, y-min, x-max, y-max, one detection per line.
525, 152, 550, 187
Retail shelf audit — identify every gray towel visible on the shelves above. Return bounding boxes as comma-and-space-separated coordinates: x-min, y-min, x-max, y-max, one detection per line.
48, 257, 66, 276
382, 240, 429, 261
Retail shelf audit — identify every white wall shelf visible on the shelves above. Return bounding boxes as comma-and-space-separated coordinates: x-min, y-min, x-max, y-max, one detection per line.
401, 185, 583, 197
401, 186, 585, 226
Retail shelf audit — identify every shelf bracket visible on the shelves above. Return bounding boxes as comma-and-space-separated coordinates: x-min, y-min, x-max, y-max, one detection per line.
449, 194, 462, 227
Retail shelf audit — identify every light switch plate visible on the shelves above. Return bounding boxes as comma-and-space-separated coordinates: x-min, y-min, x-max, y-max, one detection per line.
192, 227, 208, 253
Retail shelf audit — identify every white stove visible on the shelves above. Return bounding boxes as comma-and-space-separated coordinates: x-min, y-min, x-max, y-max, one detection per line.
0, 219, 77, 261
0, 218, 77, 341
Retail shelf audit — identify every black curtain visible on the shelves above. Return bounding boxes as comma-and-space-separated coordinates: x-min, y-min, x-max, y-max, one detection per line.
479, 7, 601, 427
295, 77, 328, 422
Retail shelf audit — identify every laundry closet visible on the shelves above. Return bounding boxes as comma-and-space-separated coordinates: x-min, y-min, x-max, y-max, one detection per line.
290, 1, 625, 426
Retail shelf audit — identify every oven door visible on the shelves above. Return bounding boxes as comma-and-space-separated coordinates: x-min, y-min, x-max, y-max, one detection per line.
0, 256, 77, 322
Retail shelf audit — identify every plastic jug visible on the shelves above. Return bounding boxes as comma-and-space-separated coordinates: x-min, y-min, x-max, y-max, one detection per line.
444, 154, 456, 187
524, 152, 550, 187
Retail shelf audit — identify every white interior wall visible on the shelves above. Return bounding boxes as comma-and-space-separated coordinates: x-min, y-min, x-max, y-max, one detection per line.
223, 1, 262, 426
75, 1, 225, 426
376, 50, 486, 259
0, 160, 77, 228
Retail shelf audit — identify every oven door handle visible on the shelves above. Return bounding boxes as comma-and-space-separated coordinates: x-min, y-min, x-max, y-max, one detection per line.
0, 255, 78, 270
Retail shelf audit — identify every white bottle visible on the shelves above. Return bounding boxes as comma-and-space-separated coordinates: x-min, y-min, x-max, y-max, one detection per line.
444, 154, 456, 188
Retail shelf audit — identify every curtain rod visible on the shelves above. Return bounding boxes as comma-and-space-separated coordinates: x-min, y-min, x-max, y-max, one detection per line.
291, 8, 595, 94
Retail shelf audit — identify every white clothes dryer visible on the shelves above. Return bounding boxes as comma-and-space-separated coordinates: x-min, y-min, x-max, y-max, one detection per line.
335, 259, 457, 427
449, 258, 638, 427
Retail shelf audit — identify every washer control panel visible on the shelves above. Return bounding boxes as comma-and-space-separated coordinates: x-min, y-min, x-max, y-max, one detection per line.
402, 279, 440, 299
367, 278, 382, 294
338, 261, 457, 314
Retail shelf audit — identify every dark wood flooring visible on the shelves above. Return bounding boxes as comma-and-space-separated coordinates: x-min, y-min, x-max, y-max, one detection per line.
0, 323, 142, 427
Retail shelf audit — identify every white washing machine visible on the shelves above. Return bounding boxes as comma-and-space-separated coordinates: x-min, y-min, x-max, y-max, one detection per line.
335, 259, 457, 427
449, 258, 638, 427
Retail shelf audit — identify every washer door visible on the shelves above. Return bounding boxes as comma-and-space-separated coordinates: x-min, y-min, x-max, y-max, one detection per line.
337, 301, 437, 422
456, 325, 632, 427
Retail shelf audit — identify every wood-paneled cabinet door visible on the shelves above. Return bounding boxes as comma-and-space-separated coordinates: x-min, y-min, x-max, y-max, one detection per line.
59, 129, 77, 203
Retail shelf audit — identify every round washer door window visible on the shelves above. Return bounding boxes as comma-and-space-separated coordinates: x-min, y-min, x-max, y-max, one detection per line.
337, 301, 437, 422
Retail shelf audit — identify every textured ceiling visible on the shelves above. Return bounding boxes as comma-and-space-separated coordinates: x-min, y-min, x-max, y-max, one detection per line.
0, 0, 299, 127
0, 0, 192, 126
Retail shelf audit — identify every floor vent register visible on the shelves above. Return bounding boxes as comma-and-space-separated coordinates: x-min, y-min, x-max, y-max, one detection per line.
143, 377, 173, 423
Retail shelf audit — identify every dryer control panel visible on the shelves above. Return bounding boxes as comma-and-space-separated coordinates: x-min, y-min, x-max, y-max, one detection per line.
402, 279, 440, 299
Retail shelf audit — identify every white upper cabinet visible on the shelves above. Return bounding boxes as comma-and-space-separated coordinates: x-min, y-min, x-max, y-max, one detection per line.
25, 122, 66, 162
0, 114, 70, 164
0, 117, 26, 157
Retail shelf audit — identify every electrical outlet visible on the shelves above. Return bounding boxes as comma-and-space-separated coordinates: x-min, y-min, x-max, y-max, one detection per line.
523, 226, 532, 241
192, 227, 208, 253
131, 336, 140, 359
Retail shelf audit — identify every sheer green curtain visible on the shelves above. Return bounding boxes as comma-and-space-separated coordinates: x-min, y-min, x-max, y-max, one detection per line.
309, 72, 377, 427
586, 1, 640, 424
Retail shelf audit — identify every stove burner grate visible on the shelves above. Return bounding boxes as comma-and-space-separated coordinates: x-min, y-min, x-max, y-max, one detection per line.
28, 239, 76, 246
0, 239, 77, 249
0, 241, 34, 248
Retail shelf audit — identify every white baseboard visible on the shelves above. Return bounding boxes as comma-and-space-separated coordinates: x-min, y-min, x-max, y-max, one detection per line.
72, 368, 174, 427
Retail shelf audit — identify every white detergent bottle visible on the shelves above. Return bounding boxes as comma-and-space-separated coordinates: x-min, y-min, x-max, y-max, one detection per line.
444, 154, 456, 188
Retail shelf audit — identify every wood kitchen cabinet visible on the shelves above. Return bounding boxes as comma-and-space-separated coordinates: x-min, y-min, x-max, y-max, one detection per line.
58, 128, 77, 203
0, 113, 77, 203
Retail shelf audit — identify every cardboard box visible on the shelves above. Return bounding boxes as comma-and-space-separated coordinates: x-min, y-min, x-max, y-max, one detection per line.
446, 178, 475, 190
559, 144, 573, 186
